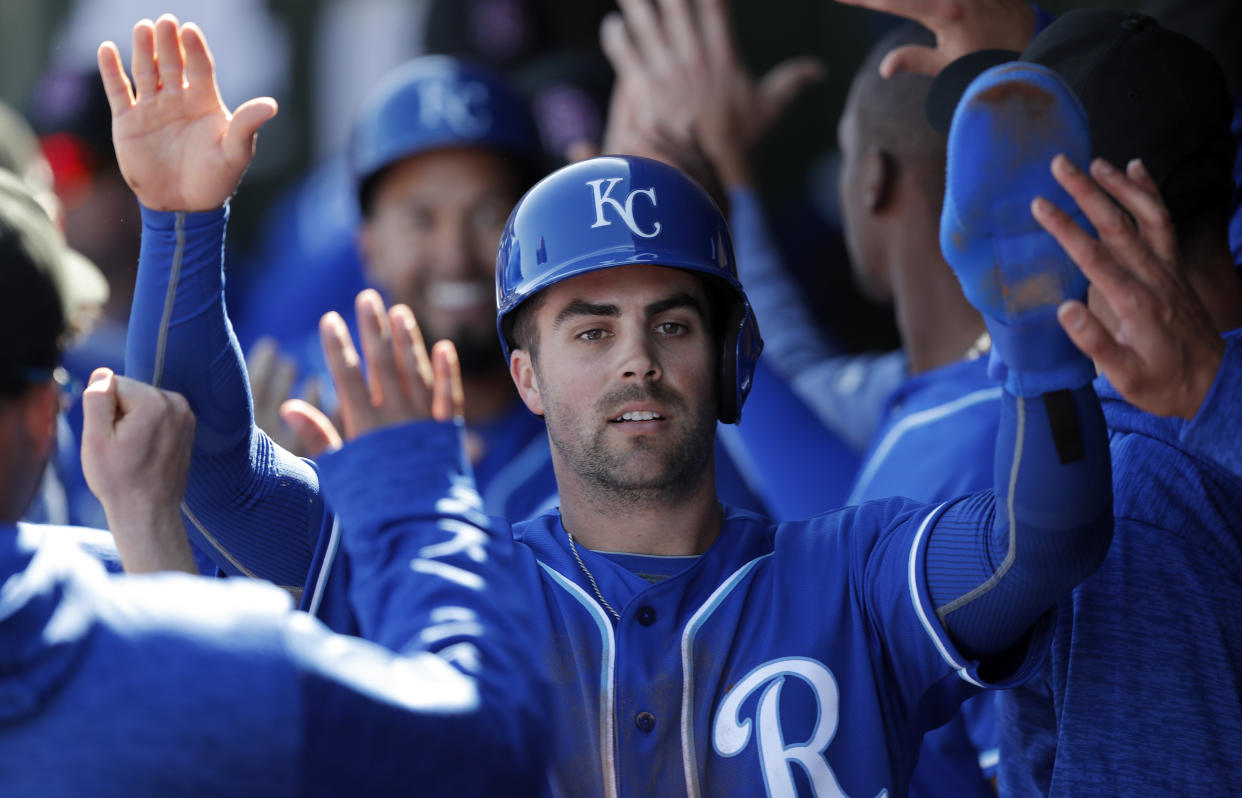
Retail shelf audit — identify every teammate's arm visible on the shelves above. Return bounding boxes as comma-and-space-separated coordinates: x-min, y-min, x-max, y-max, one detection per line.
916, 64, 1114, 660
80, 368, 199, 574
105, 16, 324, 588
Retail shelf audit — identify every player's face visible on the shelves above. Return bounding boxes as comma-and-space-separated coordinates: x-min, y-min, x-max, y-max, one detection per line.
360, 147, 521, 374
836, 100, 889, 302
513, 265, 718, 501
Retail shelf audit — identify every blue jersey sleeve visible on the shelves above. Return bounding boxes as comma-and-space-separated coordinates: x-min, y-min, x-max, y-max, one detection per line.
125, 205, 324, 590
293, 418, 549, 794
923, 385, 1112, 659
1179, 329, 1242, 477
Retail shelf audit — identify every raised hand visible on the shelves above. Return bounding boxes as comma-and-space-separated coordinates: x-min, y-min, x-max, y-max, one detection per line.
1033, 156, 1225, 420
600, 0, 823, 187
80, 368, 198, 574
98, 14, 278, 211
280, 290, 464, 455
834, 0, 1034, 78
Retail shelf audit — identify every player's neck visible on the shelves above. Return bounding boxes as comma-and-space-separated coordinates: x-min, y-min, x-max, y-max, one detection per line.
554, 465, 722, 556
891, 252, 988, 375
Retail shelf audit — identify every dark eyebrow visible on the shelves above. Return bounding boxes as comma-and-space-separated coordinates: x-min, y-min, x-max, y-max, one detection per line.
646, 292, 706, 320
552, 291, 706, 331
553, 299, 619, 330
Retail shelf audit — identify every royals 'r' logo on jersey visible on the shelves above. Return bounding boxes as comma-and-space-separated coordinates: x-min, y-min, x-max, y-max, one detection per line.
586, 178, 662, 238
714, 657, 887, 798
417, 79, 492, 137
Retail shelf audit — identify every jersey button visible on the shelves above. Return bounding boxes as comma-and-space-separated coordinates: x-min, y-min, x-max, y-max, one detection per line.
637, 606, 657, 626
635, 712, 656, 733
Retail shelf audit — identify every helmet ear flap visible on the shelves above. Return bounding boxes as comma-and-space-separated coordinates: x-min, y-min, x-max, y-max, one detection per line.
717, 302, 747, 424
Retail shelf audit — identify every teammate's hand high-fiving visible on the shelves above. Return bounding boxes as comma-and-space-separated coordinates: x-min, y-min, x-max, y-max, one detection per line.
98, 14, 277, 211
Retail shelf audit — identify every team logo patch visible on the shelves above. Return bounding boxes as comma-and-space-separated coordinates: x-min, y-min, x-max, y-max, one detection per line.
418, 79, 492, 137
586, 177, 662, 238
714, 657, 887, 798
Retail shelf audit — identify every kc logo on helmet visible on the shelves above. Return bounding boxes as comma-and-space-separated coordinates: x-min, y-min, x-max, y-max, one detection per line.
586, 178, 662, 239
417, 79, 492, 137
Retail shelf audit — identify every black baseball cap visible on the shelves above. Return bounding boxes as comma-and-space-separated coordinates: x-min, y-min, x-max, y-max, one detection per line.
0, 171, 95, 396
926, 9, 1235, 221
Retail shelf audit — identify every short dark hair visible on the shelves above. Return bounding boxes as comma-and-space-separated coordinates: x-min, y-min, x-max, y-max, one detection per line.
505, 290, 548, 357
847, 24, 947, 210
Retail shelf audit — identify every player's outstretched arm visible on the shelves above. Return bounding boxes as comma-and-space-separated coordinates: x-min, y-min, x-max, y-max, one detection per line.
1036, 155, 1242, 476
282, 291, 550, 794
306, 289, 472, 644
832, 0, 1036, 78
918, 63, 1113, 660
113, 16, 322, 589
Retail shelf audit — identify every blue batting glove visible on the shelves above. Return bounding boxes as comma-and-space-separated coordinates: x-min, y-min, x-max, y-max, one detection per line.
941, 62, 1097, 397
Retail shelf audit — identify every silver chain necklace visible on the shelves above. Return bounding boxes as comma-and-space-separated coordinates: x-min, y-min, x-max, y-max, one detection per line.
566, 531, 621, 622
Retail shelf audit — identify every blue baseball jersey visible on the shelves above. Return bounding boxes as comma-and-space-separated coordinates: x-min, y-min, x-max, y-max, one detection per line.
847, 355, 1000, 506
503, 500, 1041, 798
999, 330, 1242, 796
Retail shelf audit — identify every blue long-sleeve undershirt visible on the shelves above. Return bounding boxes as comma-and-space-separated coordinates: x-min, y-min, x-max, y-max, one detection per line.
928, 385, 1112, 658
126, 206, 323, 590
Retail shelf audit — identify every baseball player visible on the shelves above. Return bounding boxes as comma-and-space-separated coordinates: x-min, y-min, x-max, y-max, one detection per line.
113, 13, 1117, 795
0, 172, 549, 796
597, 4, 1053, 792
850, 2, 1242, 792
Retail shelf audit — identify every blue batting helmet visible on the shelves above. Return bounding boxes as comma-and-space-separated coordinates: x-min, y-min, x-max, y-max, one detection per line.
495, 155, 762, 424
349, 55, 543, 213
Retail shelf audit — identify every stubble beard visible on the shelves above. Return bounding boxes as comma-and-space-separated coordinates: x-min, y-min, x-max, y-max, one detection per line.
546, 381, 717, 509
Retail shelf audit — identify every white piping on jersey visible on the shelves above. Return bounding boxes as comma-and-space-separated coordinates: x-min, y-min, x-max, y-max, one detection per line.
680, 553, 774, 798
847, 387, 1003, 505
937, 395, 1024, 616
539, 562, 619, 798
906, 502, 983, 687
307, 517, 342, 617
481, 429, 556, 514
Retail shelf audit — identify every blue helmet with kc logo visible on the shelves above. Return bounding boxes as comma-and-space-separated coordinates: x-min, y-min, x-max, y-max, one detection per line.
349, 55, 543, 214
495, 155, 763, 424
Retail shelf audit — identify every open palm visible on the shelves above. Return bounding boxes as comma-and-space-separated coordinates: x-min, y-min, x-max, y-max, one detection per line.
98, 14, 277, 211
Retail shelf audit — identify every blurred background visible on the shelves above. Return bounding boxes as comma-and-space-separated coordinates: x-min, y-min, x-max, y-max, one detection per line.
0, 0, 1233, 358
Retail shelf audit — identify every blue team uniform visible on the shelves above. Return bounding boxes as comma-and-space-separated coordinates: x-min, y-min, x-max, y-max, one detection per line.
998, 329, 1242, 796
126, 199, 1113, 795
0, 422, 549, 796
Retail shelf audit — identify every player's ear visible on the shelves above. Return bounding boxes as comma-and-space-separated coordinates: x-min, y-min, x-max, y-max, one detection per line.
510, 349, 545, 417
863, 148, 895, 214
